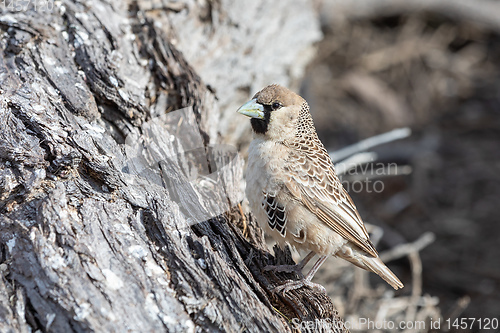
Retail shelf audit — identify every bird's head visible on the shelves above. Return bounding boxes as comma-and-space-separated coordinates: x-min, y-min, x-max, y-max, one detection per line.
237, 84, 311, 141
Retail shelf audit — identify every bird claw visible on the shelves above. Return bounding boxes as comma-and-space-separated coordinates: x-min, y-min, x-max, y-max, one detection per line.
272, 278, 326, 295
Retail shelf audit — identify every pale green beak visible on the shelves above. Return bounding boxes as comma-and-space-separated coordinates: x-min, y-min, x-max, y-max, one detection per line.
237, 98, 265, 119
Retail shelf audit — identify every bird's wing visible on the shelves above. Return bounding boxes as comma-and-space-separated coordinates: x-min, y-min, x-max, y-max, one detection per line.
262, 192, 287, 236
284, 141, 378, 257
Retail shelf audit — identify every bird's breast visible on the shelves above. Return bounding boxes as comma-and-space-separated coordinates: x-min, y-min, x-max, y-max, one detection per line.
246, 139, 287, 207
245, 139, 287, 241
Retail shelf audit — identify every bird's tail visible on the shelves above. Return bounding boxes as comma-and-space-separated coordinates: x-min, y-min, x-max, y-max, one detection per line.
337, 250, 404, 290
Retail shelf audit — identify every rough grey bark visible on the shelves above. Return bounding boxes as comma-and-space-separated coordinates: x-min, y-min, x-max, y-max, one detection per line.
0, 1, 346, 332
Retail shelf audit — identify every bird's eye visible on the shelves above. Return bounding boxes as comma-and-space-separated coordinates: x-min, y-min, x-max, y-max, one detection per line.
272, 102, 282, 110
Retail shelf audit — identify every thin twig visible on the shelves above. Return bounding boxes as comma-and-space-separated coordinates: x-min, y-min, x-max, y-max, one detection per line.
443, 296, 471, 332
335, 152, 377, 175
330, 127, 412, 162
404, 252, 422, 333
380, 232, 435, 262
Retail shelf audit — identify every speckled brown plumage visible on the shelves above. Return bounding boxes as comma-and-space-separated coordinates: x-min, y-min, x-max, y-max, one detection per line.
282, 102, 378, 257
237, 84, 403, 292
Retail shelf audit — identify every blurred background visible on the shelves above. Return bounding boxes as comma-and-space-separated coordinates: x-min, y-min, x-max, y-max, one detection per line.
298, 0, 500, 331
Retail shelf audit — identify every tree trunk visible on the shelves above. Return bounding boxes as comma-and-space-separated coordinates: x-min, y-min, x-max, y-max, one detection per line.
0, 0, 347, 332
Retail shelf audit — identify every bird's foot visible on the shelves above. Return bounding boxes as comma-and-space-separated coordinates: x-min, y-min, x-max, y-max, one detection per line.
263, 264, 304, 278
272, 278, 326, 294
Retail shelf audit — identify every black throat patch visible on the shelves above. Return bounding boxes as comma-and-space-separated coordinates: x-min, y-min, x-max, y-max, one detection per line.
250, 105, 272, 134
